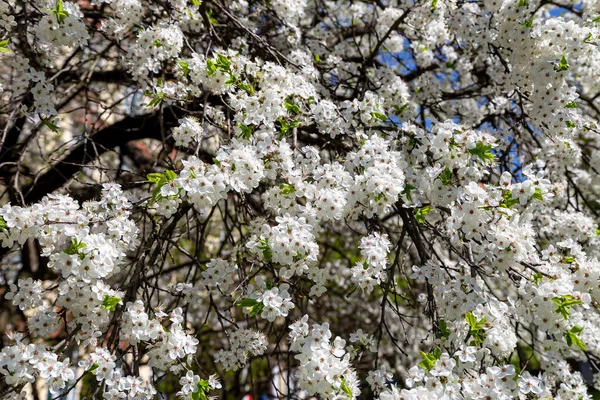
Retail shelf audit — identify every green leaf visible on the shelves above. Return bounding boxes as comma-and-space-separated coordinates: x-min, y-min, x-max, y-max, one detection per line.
258, 238, 273, 262
198, 379, 210, 391
191, 0, 202, 5
565, 120, 576, 128
42, 118, 60, 133
468, 142, 494, 163
593, 15, 600, 22
50, 0, 70, 24
0, 216, 7, 231
207, 8, 218, 25
102, 295, 121, 312
285, 97, 301, 115
235, 298, 264, 317
556, 55, 569, 72
401, 184, 417, 201
418, 352, 433, 369
146, 92, 165, 107
278, 118, 300, 138
206, 59, 217, 76
565, 101, 577, 108
236, 298, 258, 307
521, 17, 533, 28
249, 302, 264, 317
531, 188, 544, 201
279, 183, 296, 195
191, 379, 211, 400
153, 39, 163, 47
465, 312, 486, 345
552, 295, 584, 320
500, 190, 519, 208
165, 170, 177, 181
465, 312, 486, 329
415, 206, 433, 224
564, 326, 586, 351
393, 103, 410, 115
147, 172, 168, 201
147, 173, 167, 184
177, 60, 190, 75
518, 0, 528, 6
583, 32, 596, 45
340, 378, 353, 398
571, 325, 584, 334
88, 362, 99, 373
0, 38, 11, 53
225, 75, 237, 86
191, 389, 207, 400
465, 312, 477, 329
418, 349, 440, 370
477, 316, 486, 328
571, 334, 587, 350
438, 319, 450, 338
314, 54, 321, 63
431, 0, 438, 10
215, 53, 231, 72
237, 123, 254, 140
64, 238, 87, 256
238, 82, 255, 95
439, 168, 452, 185
370, 112, 388, 122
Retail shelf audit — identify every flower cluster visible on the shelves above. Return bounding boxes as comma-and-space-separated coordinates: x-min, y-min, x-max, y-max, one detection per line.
172, 116, 203, 148
245, 277, 295, 322
346, 136, 406, 218
0, 334, 74, 394
350, 232, 392, 291
201, 258, 238, 295
214, 328, 268, 371
289, 316, 360, 399
34, 0, 89, 51
246, 214, 319, 277
2, 0, 600, 398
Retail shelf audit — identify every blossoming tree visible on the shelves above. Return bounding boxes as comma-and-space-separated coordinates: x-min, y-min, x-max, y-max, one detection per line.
1, 0, 600, 398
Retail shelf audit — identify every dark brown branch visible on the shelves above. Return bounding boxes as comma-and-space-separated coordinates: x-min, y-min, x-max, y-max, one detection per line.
22, 110, 181, 205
